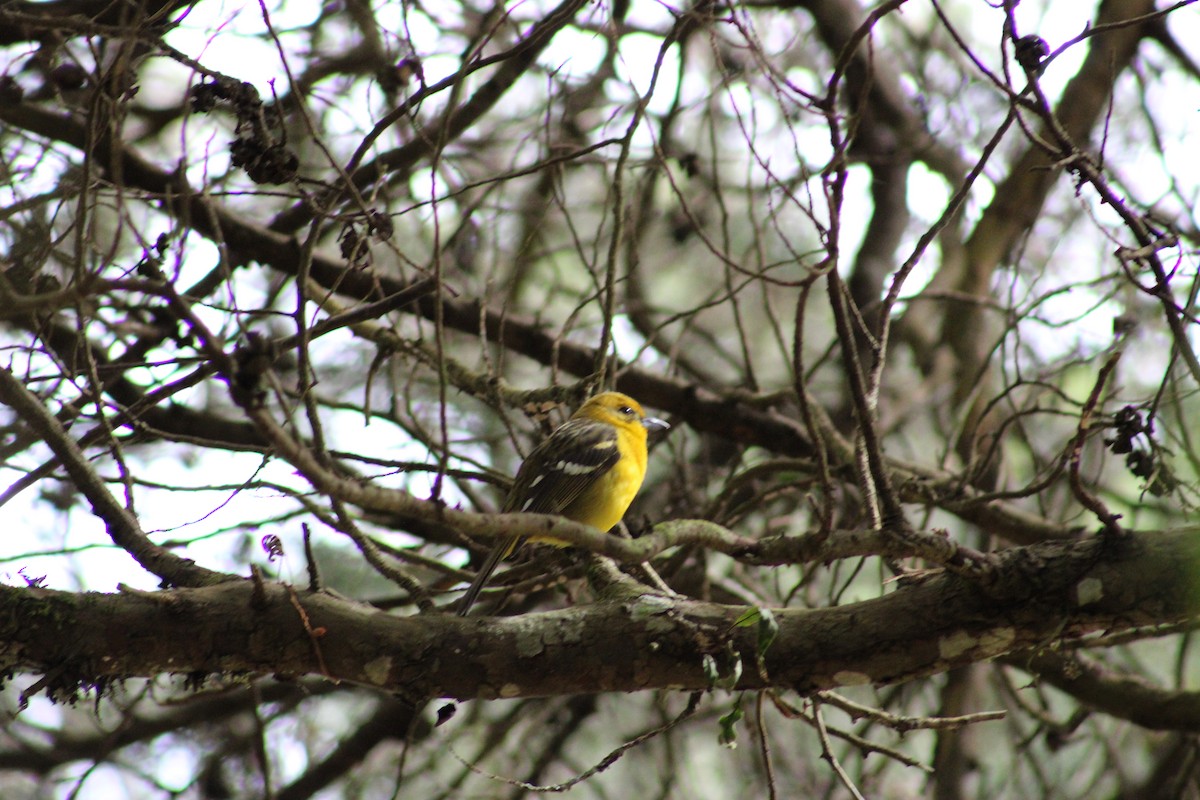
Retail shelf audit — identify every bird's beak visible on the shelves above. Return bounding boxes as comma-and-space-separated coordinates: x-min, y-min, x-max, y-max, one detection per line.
643, 416, 670, 433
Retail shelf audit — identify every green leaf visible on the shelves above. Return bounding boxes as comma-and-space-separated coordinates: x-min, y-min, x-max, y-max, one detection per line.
718, 698, 744, 748
733, 607, 762, 628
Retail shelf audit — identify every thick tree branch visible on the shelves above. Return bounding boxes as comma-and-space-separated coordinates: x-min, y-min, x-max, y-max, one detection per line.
0, 0, 189, 45
2, 527, 1197, 708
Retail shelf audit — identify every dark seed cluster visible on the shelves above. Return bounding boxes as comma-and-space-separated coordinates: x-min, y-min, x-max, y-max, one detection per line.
190, 78, 299, 185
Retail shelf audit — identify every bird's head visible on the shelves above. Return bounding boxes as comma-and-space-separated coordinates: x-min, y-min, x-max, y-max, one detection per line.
576, 392, 670, 434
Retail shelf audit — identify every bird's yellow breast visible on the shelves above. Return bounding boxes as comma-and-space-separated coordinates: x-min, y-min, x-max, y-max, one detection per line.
563, 443, 646, 532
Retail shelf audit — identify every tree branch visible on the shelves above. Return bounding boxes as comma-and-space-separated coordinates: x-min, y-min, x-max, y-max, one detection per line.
3, 527, 1197, 706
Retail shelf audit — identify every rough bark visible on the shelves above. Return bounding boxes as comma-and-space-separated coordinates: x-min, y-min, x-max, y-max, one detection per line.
3, 527, 1195, 702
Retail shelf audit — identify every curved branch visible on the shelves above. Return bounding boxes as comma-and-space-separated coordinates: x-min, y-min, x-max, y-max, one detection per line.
0, 367, 232, 587
1016, 650, 1200, 733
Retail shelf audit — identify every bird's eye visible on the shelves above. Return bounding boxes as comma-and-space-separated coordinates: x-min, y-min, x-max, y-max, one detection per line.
619, 405, 634, 416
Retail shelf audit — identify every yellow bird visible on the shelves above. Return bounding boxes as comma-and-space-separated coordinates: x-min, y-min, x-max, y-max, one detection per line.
458, 392, 669, 616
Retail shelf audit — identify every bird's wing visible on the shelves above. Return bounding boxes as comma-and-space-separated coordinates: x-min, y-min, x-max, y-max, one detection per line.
502, 417, 620, 515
